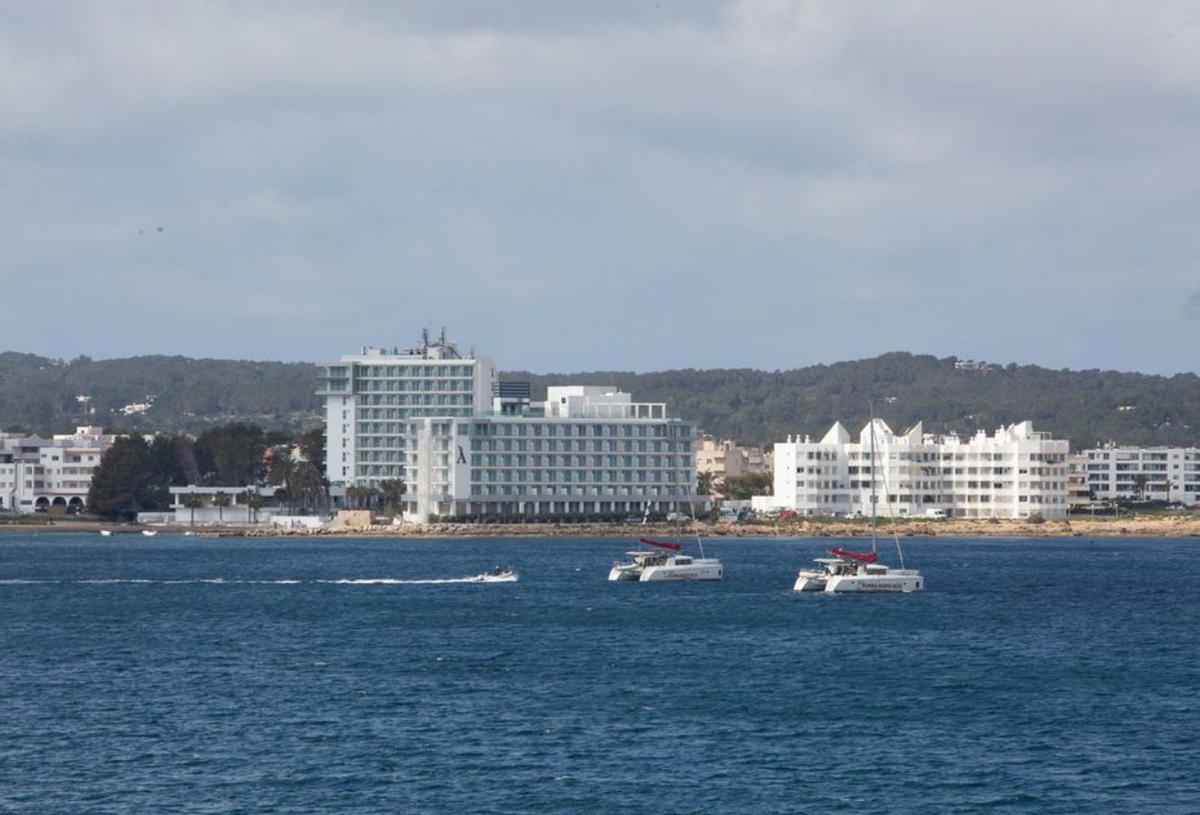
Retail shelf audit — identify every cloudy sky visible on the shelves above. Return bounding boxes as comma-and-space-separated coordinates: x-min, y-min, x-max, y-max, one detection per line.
3, 1, 1199, 373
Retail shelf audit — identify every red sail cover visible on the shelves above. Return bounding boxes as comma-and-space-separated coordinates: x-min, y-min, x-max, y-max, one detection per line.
830, 547, 877, 563
639, 538, 683, 551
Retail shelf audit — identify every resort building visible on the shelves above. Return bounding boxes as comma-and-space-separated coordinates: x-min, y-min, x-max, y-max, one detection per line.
321, 333, 697, 522
1080, 446, 1200, 505
0, 426, 115, 513
754, 419, 1069, 519
319, 329, 498, 485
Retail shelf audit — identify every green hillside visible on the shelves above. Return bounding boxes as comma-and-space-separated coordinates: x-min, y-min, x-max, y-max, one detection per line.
2, 351, 1198, 449
0, 353, 321, 435
508, 353, 1200, 450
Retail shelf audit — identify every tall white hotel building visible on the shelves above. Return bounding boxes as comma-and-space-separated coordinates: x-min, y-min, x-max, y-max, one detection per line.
757, 419, 1070, 519
320, 331, 696, 521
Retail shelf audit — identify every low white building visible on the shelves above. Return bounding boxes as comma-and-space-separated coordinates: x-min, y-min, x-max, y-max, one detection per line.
166, 485, 286, 526
0, 426, 115, 513
1081, 446, 1200, 504
755, 419, 1069, 519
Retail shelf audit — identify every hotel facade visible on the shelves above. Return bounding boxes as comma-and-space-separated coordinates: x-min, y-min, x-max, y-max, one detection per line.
755, 419, 1070, 519
320, 333, 697, 521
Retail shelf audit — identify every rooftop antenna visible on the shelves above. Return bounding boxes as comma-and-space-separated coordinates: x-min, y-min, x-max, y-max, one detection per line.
438, 326, 446, 347
421, 327, 430, 352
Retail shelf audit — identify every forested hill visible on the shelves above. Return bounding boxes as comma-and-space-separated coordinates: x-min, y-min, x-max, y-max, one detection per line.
0, 353, 321, 435
508, 353, 1200, 450
2, 351, 1198, 449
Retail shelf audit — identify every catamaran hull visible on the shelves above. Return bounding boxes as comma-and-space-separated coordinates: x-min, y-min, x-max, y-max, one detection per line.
638, 562, 723, 582
825, 573, 923, 593
792, 572, 827, 592
608, 565, 642, 581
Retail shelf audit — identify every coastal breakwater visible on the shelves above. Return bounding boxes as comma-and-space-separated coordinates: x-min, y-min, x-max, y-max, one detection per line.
5, 516, 1200, 538
233, 515, 1200, 539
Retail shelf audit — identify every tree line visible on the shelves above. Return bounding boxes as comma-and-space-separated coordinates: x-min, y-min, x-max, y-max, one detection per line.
9, 350, 1200, 452
86, 423, 328, 520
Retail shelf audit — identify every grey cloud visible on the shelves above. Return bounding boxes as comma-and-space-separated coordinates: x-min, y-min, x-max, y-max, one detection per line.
1, 1, 1199, 374
1187, 289, 1200, 319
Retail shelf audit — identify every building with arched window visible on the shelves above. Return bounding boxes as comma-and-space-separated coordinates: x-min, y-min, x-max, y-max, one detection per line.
0, 426, 114, 514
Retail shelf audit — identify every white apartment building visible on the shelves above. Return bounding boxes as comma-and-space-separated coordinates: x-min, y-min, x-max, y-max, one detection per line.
322, 335, 697, 522
0, 426, 115, 513
1081, 446, 1200, 504
756, 419, 1069, 519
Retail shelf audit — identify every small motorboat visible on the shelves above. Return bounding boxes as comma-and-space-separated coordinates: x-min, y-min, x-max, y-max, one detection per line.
99, 529, 113, 537
141, 530, 158, 537
471, 566, 518, 583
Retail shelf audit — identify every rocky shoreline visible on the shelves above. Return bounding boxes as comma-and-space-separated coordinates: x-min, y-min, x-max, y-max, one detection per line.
4, 515, 1200, 538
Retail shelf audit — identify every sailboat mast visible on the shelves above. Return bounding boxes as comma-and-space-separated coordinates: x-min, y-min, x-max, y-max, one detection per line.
685, 484, 706, 560
870, 405, 878, 554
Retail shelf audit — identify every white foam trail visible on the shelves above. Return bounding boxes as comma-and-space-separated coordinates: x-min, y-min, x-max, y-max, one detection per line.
78, 579, 154, 584
1, 578, 304, 585
2, 577, 494, 586
318, 577, 482, 585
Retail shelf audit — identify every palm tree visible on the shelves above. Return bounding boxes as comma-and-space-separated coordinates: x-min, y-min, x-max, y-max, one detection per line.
344, 485, 362, 510
267, 450, 294, 491
1132, 473, 1150, 503
697, 471, 720, 498
242, 490, 264, 523
211, 492, 232, 523
290, 461, 326, 513
360, 486, 382, 515
181, 493, 204, 527
380, 479, 407, 520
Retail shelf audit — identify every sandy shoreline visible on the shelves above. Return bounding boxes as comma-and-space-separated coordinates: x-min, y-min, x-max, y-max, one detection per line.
3, 515, 1200, 538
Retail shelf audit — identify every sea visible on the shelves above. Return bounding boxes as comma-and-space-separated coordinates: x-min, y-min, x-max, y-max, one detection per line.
1, 533, 1197, 814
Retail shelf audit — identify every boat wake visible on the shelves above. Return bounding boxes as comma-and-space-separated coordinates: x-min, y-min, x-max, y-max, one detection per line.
318, 577, 499, 585
1, 576, 507, 586
0, 578, 304, 585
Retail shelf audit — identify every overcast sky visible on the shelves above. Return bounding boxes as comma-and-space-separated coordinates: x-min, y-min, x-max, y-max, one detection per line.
3, 1, 1199, 373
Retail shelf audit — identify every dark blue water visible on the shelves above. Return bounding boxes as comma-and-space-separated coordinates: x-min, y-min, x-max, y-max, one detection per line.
2, 535, 1198, 814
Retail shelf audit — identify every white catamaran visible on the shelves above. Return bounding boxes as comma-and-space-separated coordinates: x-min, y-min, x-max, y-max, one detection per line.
608, 537, 724, 582
610, 491, 723, 582
793, 411, 924, 594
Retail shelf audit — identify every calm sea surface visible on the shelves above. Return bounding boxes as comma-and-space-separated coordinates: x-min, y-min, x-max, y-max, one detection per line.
1, 534, 1198, 814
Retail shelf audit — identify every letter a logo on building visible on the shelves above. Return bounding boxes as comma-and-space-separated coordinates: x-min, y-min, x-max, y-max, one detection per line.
456, 444, 467, 464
